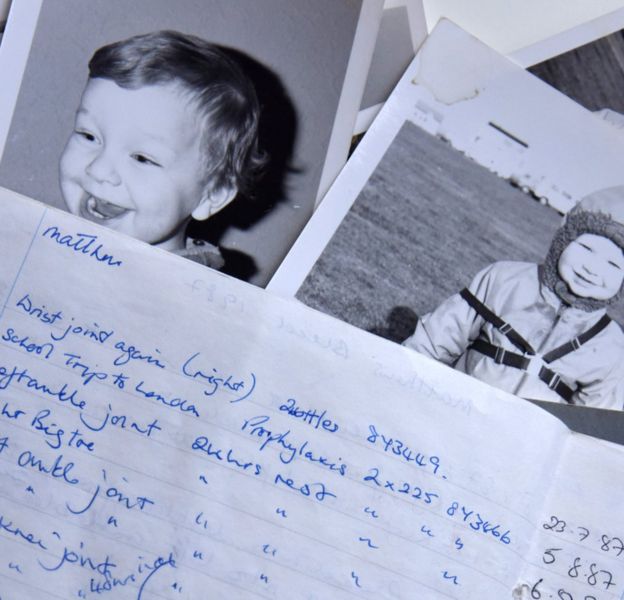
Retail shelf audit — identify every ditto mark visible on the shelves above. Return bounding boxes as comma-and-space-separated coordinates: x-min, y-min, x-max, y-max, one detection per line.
443, 571, 459, 585
420, 525, 434, 537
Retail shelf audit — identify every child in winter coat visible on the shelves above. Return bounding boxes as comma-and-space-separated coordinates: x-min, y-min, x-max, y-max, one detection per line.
403, 188, 624, 409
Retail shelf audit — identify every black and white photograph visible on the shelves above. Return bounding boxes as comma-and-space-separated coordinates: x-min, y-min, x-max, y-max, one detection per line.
5, 2, 624, 598
0, 0, 383, 286
271, 20, 624, 411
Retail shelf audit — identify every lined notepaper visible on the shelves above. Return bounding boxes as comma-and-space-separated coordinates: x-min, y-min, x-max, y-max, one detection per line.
0, 190, 622, 599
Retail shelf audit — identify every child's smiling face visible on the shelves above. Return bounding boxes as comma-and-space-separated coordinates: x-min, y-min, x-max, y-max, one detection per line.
558, 233, 624, 300
59, 78, 207, 250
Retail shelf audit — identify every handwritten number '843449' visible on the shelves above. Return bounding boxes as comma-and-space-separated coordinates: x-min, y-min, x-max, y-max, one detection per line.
366, 425, 442, 475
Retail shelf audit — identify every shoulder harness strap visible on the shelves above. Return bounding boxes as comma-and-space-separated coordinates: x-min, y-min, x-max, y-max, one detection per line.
460, 288, 535, 354
542, 314, 611, 363
459, 288, 612, 403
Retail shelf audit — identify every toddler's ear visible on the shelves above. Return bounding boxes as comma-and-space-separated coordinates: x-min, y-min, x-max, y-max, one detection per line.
192, 186, 238, 221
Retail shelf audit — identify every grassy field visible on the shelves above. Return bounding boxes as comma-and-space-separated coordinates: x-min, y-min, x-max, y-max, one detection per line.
297, 121, 624, 343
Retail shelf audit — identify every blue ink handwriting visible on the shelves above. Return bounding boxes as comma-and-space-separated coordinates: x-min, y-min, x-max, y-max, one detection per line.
351, 572, 361, 588
262, 544, 277, 557
79, 404, 161, 439
191, 435, 262, 475
182, 352, 256, 402
2, 327, 54, 359
112, 340, 164, 369
442, 571, 459, 585
66, 469, 154, 515
1, 401, 25, 421
42, 226, 122, 267
111, 372, 129, 389
363, 467, 439, 506
241, 415, 347, 475
51, 320, 113, 344
39, 540, 115, 576
364, 507, 378, 518
16, 293, 63, 325
0, 513, 47, 549
367, 425, 443, 476
17, 449, 79, 485
134, 380, 199, 417
0, 364, 85, 409
194, 512, 209, 530
87, 552, 176, 597
279, 398, 339, 433
421, 525, 434, 537
274, 473, 336, 502
137, 554, 176, 599
62, 353, 107, 386
358, 537, 379, 549
31, 408, 95, 452
446, 502, 511, 544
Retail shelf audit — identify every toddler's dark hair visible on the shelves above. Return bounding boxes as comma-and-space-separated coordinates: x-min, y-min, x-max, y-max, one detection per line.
89, 30, 265, 197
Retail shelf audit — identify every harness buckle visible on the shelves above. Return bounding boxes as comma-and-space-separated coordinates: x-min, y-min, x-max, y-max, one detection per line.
494, 346, 506, 364
548, 372, 561, 391
499, 322, 512, 334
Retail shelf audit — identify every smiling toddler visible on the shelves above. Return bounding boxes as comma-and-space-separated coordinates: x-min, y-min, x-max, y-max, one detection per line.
59, 30, 264, 268
403, 188, 624, 409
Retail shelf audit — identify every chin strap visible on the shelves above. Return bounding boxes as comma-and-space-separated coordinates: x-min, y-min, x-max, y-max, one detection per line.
460, 288, 611, 403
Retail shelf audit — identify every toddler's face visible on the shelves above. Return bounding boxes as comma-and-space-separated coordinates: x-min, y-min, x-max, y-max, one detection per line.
558, 233, 624, 300
59, 78, 206, 250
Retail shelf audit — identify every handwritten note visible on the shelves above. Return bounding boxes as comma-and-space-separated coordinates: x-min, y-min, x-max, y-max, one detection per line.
0, 189, 623, 599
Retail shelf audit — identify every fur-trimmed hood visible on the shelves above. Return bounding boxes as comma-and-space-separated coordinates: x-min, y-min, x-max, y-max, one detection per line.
541, 188, 624, 311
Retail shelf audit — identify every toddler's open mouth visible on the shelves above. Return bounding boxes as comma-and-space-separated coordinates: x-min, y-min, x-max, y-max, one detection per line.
81, 195, 129, 220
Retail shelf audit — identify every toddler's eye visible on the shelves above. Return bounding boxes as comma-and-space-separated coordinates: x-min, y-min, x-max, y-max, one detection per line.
131, 153, 161, 167
76, 130, 96, 142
